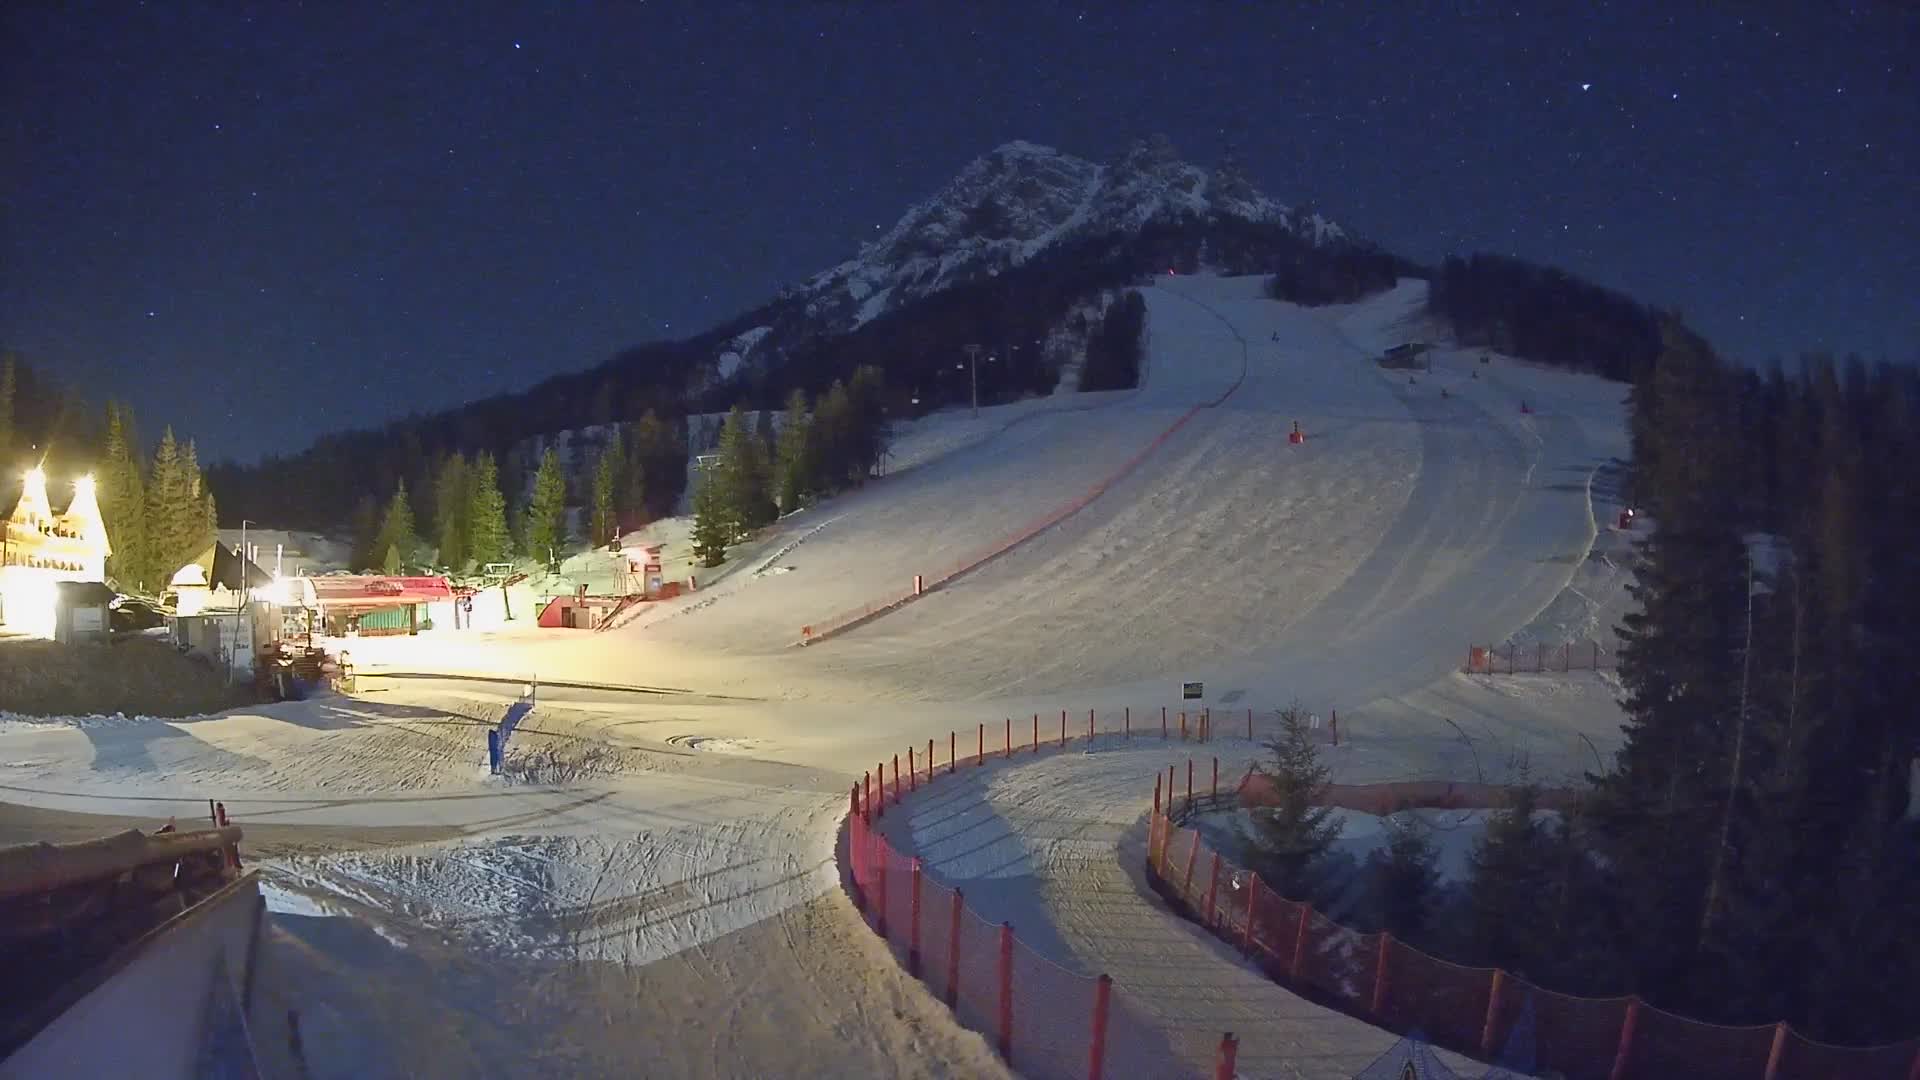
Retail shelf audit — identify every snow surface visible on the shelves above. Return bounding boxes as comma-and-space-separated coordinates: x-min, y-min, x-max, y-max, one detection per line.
2, 274, 1636, 1077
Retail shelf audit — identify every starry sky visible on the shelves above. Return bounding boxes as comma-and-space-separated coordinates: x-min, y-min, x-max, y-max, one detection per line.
2, 3, 1914, 461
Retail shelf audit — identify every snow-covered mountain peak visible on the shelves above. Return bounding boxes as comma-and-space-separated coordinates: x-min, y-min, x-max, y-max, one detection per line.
800, 137, 1346, 329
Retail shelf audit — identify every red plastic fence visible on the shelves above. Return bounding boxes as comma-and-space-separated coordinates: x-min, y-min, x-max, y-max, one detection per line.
1149, 805, 1920, 1080
1464, 639, 1615, 674
845, 710, 1919, 1080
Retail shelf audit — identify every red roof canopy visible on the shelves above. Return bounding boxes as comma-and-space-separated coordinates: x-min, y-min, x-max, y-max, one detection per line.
306, 575, 452, 608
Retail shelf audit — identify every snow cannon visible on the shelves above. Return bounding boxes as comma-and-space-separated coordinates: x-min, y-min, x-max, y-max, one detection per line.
1288, 421, 1305, 446
1617, 508, 1637, 531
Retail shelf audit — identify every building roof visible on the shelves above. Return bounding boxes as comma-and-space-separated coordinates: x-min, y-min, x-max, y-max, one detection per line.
304, 575, 453, 608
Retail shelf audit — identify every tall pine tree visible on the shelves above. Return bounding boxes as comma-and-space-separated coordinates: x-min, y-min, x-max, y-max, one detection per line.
690, 466, 729, 569
775, 388, 812, 513
715, 405, 775, 537
98, 403, 148, 590
373, 480, 419, 573
1238, 706, 1340, 899
591, 437, 626, 546
433, 453, 471, 571
466, 453, 511, 567
144, 428, 191, 585
1589, 323, 1750, 998
524, 448, 568, 562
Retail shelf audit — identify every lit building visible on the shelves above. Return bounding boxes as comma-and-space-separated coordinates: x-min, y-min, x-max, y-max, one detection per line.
0, 469, 112, 638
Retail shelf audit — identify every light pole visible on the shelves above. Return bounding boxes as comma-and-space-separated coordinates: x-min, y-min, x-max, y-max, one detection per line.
239, 520, 252, 589
962, 344, 983, 418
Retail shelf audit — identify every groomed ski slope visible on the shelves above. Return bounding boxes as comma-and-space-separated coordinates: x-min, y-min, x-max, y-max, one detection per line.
0, 275, 1632, 1078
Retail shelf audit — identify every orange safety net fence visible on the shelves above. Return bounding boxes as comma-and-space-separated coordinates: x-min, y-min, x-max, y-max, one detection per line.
1149, 807, 1920, 1080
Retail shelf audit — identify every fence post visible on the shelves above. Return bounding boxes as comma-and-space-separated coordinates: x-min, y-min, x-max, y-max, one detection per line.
1088, 708, 1094, 744
877, 763, 886, 816
946, 888, 963, 1005
208, 798, 217, 826
909, 858, 924, 976
1213, 1032, 1238, 1080
978, 723, 984, 764
929, 738, 935, 781
1088, 973, 1113, 1080
950, 731, 956, 774
1125, 706, 1130, 738
1371, 932, 1392, 1018
1005, 717, 1011, 758
1763, 1022, 1790, 1080
1181, 711, 1188, 740
1290, 904, 1312, 980
1060, 708, 1067, 748
1204, 853, 1223, 927
1154, 774, 1162, 814
850, 783, 860, 823
1033, 713, 1039, 751
1168, 765, 1176, 811
1331, 709, 1339, 746
1186, 759, 1194, 809
998, 922, 1015, 1061
1243, 874, 1261, 953
1609, 996, 1641, 1080
1212, 756, 1219, 799
850, 787, 867, 915
893, 754, 901, 803
1481, 969, 1508, 1058
908, 747, 916, 792
1162, 706, 1168, 738
875, 834, 889, 937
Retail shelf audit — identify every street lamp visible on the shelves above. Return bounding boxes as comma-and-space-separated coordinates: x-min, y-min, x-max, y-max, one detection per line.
962, 344, 983, 418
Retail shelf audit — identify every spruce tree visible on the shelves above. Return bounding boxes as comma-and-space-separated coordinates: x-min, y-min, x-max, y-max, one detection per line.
373, 480, 419, 572
716, 405, 775, 537
1463, 784, 1557, 977
433, 453, 471, 571
811, 381, 852, 493
99, 403, 149, 590
182, 439, 216, 565
1590, 323, 1749, 995
619, 423, 648, 525
524, 448, 568, 563
144, 428, 188, 585
466, 453, 511, 567
630, 410, 682, 518
1238, 705, 1340, 899
591, 437, 625, 546
1370, 812, 1439, 942
689, 466, 729, 568
348, 495, 380, 571
775, 388, 812, 513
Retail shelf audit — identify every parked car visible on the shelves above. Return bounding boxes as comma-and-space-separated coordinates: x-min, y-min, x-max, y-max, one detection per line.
109, 595, 168, 633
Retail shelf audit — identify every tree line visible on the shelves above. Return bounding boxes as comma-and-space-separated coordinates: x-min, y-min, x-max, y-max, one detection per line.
693, 368, 890, 568
1427, 253, 1666, 382
347, 410, 688, 574
1244, 328, 1920, 1047
1, 355, 220, 596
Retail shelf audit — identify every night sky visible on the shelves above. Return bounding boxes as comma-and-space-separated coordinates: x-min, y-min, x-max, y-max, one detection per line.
3, 3, 1913, 462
